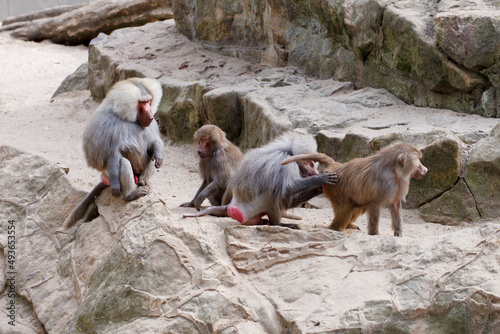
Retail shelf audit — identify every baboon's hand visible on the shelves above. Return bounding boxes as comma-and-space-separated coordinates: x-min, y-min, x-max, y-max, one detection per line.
111, 186, 121, 198
154, 156, 163, 169
180, 201, 195, 208
137, 180, 150, 187
194, 197, 204, 211
320, 172, 338, 185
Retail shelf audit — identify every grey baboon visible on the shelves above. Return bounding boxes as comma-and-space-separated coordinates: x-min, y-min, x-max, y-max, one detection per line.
63, 77, 164, 228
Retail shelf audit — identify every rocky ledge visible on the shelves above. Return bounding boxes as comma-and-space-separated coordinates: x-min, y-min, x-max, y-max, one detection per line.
172, 0, 500, 118
0, 146, 498, 333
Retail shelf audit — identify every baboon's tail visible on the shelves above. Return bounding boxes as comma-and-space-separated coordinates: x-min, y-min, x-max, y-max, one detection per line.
62, 181, 107, 228
281, 153, 335, 166
183, 204, 229, 218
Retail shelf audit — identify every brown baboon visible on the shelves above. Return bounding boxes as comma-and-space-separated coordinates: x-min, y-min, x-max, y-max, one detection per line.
281, 143, 427, 236
63, 77, 164, 228
180, 124, 243, 210
184, 133, 338, 229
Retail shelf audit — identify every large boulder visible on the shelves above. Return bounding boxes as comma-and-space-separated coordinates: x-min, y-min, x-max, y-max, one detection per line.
171, 0, 500, 117
0, 146, 498, 333
466, 123, 500, 219
87, 20, 266, 142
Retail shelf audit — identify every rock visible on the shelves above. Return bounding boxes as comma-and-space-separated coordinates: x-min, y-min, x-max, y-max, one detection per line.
157, 77, 208, 143
433, 8, 500, 118
0, 146, 282, 333
481, 86, 497, 118
202, 83, 257, 144
172, 0, 499, 116
1, 146, 498, 333
0, 146, 85, 333
3, 0, 173, 45
0, 4, 85, 28
88, 20, 266, 141
419, 179, 480, 225
466, 123, 500, 219
225, 224, 500, 333
316, 131, 371, 163
434, 10, 500, 71
51, 62, 89, 99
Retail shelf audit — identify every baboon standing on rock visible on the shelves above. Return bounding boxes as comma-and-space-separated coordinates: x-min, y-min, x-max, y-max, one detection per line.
63, 77, 164, 228
180, 124, 243, 210
282, 143, 427, 236
184, 133, 338, 229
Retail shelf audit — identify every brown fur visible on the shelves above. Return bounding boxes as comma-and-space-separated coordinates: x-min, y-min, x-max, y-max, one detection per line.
281, 143, 427, 237
180, 124, 243, 210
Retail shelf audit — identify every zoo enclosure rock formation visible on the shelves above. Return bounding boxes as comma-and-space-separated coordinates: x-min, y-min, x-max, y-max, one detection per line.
172, 0, 500, 118
0, 146, 498, 333
85, 20, 500, 225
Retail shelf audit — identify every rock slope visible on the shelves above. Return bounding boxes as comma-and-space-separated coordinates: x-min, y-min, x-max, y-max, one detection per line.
0, 146, 498, 333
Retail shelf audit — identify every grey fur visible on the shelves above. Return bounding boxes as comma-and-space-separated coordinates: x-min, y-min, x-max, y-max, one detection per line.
183, 133, 338, 227
62, 78, 163, 228
228, 133, 317, 201
226, 133, 337, 228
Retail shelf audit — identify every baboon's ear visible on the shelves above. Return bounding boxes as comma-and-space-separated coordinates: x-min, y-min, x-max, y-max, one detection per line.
398, 154, 405, 165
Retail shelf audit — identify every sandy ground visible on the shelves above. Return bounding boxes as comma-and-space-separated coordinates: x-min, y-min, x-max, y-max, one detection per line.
0, 31, 486, 238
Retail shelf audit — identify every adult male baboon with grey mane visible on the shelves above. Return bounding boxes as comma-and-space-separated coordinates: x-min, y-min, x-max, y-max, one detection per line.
63, 77, 164, 228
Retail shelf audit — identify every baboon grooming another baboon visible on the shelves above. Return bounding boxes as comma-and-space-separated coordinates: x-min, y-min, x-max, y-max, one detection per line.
180, 124, 243, 210
281, 143, 427, 236
62, 77, 164, 228
183, 133, 338, 229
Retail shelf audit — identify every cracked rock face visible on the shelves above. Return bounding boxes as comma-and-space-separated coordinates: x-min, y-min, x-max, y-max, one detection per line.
172, 0, 500, 117
0, 146, 499, 333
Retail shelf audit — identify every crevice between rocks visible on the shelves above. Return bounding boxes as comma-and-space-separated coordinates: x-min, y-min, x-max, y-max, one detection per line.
462, 177, 483, 219
415, 176, 460, 209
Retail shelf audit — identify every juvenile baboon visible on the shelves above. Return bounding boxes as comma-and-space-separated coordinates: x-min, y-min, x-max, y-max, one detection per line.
180, 124, 243, 210
282, 143, 427, 236
63, 77, 164, 228
184, 133, 338, 229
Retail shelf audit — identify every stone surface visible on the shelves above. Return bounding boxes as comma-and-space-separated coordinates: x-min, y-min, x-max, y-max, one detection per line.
51, 62, 89, 99
419, 179, 480, 225
172, 0, 500, 117
225, 224, 500, 333
466, 123, 500, 219
0, 146, 498, 333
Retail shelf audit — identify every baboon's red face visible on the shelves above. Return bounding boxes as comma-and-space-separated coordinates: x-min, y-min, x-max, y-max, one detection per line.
197, 137, 213, 158
137, 99, 153, 127
297, 160, 319, 177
